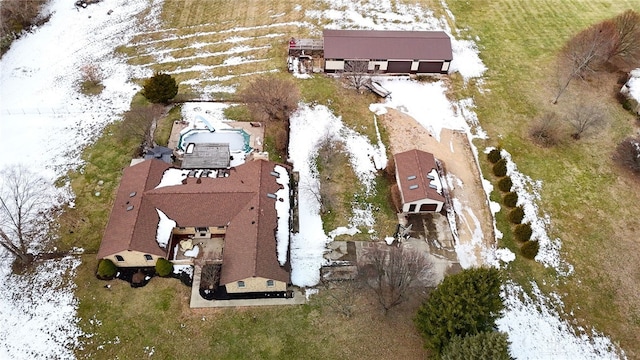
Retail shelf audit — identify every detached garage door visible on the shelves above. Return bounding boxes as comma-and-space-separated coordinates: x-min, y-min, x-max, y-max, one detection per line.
417, 61, 444, 73
386, 61, 412, 73
419, 204, 438, 212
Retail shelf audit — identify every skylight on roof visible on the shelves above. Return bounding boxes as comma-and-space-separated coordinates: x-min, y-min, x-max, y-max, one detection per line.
407, 175, 417, 180
267, 193, 277, 199
129, 191, 137, 197
126, 205, 134, 211
409, 184, 419, 190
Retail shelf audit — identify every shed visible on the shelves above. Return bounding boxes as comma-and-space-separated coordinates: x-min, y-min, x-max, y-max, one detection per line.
394, 149, 445, 213
323, 29, 452, 74
144, 146, 174, 164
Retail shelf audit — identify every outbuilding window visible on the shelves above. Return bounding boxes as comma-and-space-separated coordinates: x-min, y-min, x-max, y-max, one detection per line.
266, 280, 274, 287
238, 281, 245, 288
408, 204, 416, 212
144, 254, 153, 261
115, 255, 124, 262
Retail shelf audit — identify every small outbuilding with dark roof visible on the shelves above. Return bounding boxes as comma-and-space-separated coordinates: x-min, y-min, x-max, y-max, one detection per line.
394, 149, 446, 213
323, 29, 452, 74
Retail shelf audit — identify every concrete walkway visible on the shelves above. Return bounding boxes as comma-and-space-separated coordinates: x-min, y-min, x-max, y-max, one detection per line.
189, 264, 307, 308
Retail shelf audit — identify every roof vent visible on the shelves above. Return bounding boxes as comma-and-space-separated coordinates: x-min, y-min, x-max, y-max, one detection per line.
407, 175, 417, 180
126, 205, 134, 211
409, 184, 419, 190
267, 193, 277, 199
129, 191, 137, 197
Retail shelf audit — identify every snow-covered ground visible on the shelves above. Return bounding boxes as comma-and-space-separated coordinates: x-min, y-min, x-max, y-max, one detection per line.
0, 0, 161, 358
0, 0, 628, 358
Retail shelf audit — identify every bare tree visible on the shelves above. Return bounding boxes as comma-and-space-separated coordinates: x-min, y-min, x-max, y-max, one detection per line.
241, 76, 300, 123
200, 264, 221, 290
554, 22, 617, 104
610, 10, 640, 70
359, 244, 433, 313
529, 112, 562, 147
0, 165, 52, 266
342, 60, 371, 91
118, 104, 165, 152
564, 103, 607, 139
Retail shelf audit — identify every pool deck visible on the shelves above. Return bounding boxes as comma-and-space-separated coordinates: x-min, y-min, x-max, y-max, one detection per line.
168, 120, 264, 155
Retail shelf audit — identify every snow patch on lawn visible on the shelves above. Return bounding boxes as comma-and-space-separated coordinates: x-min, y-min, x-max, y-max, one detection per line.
623, 68, 640, 106
501, 149, 574, 276
499, 281, 625, 359
0, 257, 82, 360
288, 103, 386, 286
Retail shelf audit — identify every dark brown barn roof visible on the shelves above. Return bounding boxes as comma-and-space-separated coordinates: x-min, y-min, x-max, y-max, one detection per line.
98, 159, 290, 284
323, 29, 452, 61
394, 149, 445, 204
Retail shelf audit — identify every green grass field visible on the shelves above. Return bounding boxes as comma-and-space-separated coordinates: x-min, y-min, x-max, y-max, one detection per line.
65, 0, 640, 358
446, 0, 640, 356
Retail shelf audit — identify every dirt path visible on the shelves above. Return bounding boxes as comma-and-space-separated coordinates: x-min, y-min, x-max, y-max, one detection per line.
382, 108, 495, 266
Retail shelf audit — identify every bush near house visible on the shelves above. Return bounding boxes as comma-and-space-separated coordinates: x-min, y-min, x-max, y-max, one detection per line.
497, 176, 513, 192
442, 332, 512, 360
487, 148, 502, 164
503, 192, 518, 208
613, 137, 640, 175
492, 158, 508, 177
96, 259, 117, 280
514, 223, 533, 242
155, 258, 173, 277
508, 207, 525, 224
520, 240, 540, 260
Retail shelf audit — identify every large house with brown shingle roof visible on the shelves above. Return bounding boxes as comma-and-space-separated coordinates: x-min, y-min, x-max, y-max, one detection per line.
394, 149, 445, 213
97, 158, 291, 294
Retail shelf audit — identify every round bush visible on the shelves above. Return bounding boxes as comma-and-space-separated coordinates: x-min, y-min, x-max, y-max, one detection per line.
520, 240, 539, 259
487, 148, 502, 164
514, 223, 532, 242
508, 207, 525, 224
155, 258, 173, 277
142, 72, 178, 104
492, 159, 507, 177
498, 177, 512, 192
503, 192, 518, 208
97, 259, 117, 279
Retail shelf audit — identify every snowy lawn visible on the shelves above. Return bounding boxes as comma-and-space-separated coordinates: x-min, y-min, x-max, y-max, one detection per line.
0, 0, 630, 358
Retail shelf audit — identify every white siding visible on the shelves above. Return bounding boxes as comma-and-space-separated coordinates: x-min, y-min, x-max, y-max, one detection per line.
325, 60, 344, 71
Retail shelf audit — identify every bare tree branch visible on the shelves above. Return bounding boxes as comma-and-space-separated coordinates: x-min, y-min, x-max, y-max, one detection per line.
241, 76, 300, 123
610, 10, 640, 70
0, 165, 52, 265
359, 244, 433, 313
342, 60, 371, 91
554, 22, 617, 104
564, 103, 607, 139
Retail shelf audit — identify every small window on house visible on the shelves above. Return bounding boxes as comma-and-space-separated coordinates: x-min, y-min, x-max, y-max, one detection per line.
144, 254, 153, 261
266, 279, 275, 287
409, 184, 419, 190
408, 204, 416, 212
115, 255, 124, 262
237, 281, 245, 288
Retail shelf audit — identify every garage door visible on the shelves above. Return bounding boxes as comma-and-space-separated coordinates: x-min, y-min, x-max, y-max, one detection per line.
417, 61, 443, 73
419, 204, 438, 212
386, 61, 412, 73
